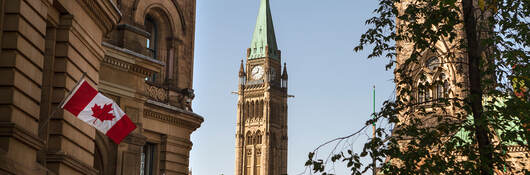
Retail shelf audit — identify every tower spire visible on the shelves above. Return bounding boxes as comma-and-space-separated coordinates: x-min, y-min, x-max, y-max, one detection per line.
239, 60, 246, 77
248, 0, 279, 60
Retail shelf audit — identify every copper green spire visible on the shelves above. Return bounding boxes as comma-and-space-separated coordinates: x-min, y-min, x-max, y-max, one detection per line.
248, 0, 279, 60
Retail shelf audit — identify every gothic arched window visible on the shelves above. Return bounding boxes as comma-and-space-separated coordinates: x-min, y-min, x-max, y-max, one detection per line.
246, 132, 253, 145
417, 80, 427, 104
255, 131, 262, 144
426, 56, 440, 70
443, 80, 450, 98
436, 74, 446, 99
249, 101, 255, 119
425, 88, 432, 101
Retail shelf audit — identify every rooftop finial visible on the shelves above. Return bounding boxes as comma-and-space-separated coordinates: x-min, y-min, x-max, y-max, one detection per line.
239, 60, 246, 77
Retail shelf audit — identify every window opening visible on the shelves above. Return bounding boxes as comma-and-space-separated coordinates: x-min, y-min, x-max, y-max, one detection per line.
426, 56, 440, 70
140, 143, 156, 175
145, 15, 158, 59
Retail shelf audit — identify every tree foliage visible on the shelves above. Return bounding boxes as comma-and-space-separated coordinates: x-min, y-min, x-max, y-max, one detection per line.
305, 0, 529, 174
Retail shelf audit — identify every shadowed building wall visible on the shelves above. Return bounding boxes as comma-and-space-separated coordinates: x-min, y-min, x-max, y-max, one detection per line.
0, 0, 203, 175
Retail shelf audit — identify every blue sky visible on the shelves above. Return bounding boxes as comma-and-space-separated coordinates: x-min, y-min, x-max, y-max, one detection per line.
190, 0, 395, 174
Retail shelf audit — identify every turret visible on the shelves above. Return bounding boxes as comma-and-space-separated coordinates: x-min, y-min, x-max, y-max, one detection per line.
238, 60, 246, 86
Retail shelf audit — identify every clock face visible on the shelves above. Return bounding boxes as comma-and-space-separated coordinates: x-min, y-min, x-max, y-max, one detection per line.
251, 65, 265, 80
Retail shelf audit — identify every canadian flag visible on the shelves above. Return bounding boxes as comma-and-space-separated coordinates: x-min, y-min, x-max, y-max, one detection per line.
61, 79, 136, 144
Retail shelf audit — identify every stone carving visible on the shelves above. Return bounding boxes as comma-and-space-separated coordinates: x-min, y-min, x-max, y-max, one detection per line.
145, 84, 168, 102
103, 56, 153, 77
177, 88, 195, 111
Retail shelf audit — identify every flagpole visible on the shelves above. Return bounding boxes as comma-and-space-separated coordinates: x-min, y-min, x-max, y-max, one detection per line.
372, 85, 376, 175
39, 72, 87, 131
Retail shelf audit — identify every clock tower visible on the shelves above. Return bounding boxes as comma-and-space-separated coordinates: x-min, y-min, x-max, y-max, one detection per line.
235, 0, 288, 175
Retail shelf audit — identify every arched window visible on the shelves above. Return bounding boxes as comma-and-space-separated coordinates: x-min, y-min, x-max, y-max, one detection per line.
144, 15, 159, 83
255, 131, 262, 144
258, 100, 263, 119
249, 101, 255, 119
425, 89, 432, 101
417, 80, 427, 104
245, 101, 250, 121
145, 15, 158, 59
253, 101, 258, 119
426, 56, 440, 70
246, 132, 253, 145
437, 83, 444, 99
443, 80, 450, 98
436, 74, 447, 99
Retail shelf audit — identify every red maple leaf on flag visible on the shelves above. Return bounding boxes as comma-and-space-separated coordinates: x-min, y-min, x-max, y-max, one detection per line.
91, 103, 116, 123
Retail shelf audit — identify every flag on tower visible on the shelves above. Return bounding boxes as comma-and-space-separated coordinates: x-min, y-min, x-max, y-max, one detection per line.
61, 79, 136, 144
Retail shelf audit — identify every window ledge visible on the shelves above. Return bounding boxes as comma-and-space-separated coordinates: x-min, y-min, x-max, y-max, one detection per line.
102, 42, 165, 66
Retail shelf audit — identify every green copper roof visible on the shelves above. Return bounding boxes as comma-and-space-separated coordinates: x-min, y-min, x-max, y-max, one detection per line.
248, 0, 279, 60
454, 98, 527, 146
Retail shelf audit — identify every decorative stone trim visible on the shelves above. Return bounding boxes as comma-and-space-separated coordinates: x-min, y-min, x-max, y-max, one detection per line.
243, 92, 264, 98
102, 42, 165, 66
143, 109, 200, 130
145, 100, 204, 121
47, 151, 98, 175
145, 84, 168, 102
103, 55, 154, 76
0, 122, 44, 151
508, 146, 528, 152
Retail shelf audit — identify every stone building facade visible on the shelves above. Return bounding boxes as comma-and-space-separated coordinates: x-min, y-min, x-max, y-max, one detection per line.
234, 0, 288, 174
394, 0, 528, 173
0, 0, 203, 175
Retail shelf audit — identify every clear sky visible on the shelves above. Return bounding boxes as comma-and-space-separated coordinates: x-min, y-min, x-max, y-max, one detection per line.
190, 0, 395, 174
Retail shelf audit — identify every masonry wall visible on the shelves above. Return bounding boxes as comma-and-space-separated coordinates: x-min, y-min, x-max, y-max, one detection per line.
0, 0, 203, 175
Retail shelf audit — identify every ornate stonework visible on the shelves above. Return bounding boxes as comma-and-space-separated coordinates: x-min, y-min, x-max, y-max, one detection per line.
394, 0, 529, 173
235, 1, 289, 174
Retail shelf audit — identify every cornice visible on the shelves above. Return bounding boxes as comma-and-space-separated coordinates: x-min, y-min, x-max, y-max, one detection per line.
102, 42, 165, 66
76, 0, 122, 34
102, 55, 154, 77
143, 107, 202, 131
